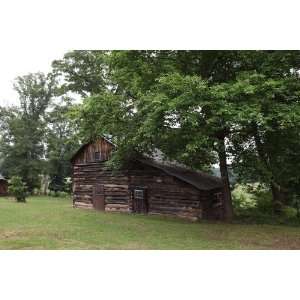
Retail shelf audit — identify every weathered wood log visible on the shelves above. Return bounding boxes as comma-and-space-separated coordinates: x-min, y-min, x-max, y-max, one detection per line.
105, 204, 130, 212
74, 202, 93, 209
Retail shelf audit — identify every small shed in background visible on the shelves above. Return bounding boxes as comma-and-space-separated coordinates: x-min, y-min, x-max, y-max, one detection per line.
0, 174, 8, 196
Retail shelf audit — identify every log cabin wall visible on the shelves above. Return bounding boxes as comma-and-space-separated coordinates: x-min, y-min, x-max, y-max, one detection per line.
72, 162, 130, 211
127, 161, 207, 220
72, 138, 130, 212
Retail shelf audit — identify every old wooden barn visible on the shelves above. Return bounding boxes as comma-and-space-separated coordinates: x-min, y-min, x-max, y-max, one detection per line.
71, 138, 225, 220
0, 174, 8, 196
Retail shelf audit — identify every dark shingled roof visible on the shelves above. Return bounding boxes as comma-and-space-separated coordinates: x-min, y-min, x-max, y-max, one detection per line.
137, 158, 223, 191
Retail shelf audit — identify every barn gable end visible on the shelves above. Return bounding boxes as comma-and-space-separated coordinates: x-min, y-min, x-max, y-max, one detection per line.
71, 138, 114, 165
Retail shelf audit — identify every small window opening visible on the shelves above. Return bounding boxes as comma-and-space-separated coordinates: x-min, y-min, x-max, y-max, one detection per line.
95, 152, 101, 161
134, 189, 145, 200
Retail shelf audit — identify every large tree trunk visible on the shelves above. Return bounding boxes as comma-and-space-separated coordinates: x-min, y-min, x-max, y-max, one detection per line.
41, 174, 50, 195
218, 136, 233, 221
270, 182, 287, 214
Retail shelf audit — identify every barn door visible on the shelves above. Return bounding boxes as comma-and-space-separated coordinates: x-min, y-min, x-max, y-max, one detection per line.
132, 188, 148, 214
93, 184, 105, 211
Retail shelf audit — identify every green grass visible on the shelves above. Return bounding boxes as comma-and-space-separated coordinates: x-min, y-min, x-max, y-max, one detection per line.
0, 196, 300, 249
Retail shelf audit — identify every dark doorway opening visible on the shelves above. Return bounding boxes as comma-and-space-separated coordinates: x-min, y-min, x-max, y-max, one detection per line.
132, 188, 148, 214
93, 184, 105, 211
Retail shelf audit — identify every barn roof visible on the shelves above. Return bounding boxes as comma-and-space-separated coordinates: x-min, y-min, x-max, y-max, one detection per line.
137, 158, 223, 191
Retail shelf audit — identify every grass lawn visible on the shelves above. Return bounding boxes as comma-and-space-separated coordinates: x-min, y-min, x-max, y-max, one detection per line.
0, 196, 300, 249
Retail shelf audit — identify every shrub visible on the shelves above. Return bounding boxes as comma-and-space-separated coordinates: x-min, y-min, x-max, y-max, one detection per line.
282, 206, 297, 219
57, 191, 69, 198
47, 190, 69, 198
48, 176, 72, 196
232, 185, 256, 212
33, 188, 40, 195
232, 184, 300, 225
8, 176, 27, 203
48, 190, 58, 197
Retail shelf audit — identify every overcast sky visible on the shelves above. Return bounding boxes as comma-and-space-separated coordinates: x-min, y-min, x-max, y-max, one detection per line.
0, 49, 67, 107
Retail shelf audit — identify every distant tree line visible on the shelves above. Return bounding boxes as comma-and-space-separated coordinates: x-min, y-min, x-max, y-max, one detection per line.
0, 73, 80, 195
1, 50, 300, 220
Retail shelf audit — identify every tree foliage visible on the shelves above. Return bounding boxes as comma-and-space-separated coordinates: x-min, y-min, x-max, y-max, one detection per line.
2, 50, 300, 218
0, 73, 56, 192
65, 51, 300, 216
46, 101, 80, 193
0, 70, 82, 194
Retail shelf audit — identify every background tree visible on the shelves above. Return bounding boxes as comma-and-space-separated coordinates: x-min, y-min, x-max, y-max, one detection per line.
223, 73, 300, 213
52, 51, 108, 97
46, 100, 80, 193
0, 72, 56, 192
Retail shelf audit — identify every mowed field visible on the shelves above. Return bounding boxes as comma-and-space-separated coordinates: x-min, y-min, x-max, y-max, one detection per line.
0, 196, 300, 250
